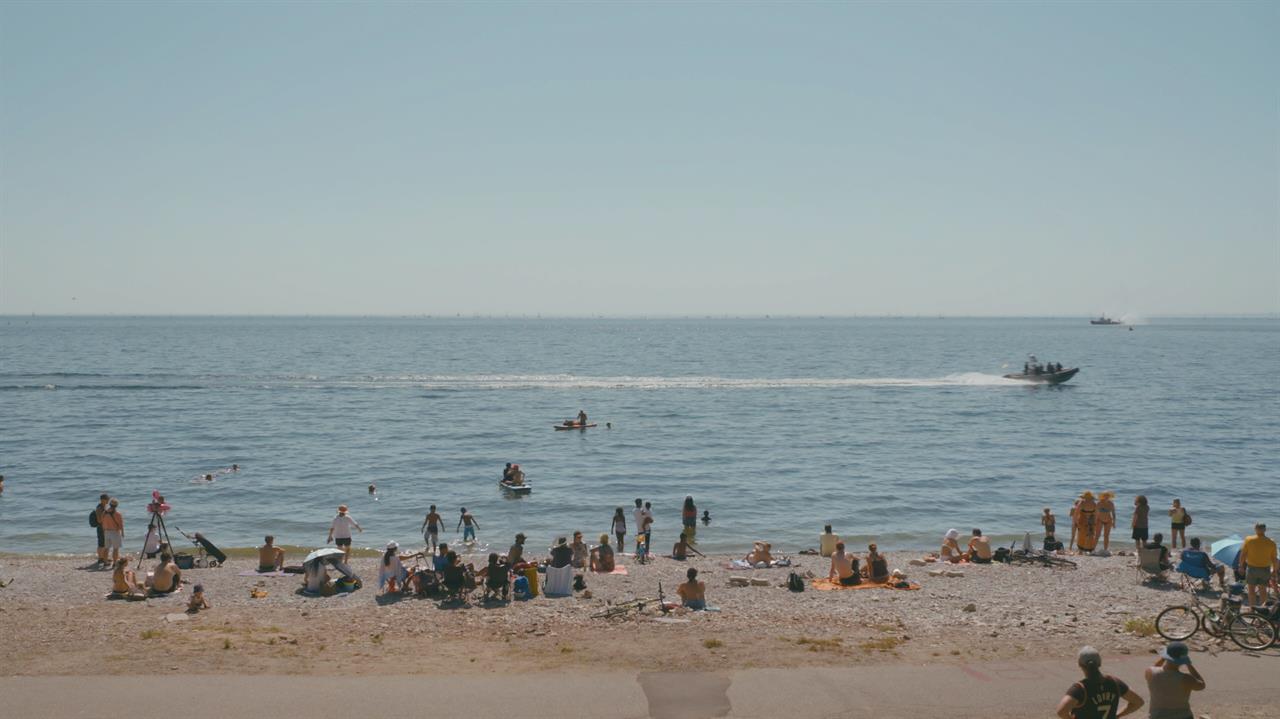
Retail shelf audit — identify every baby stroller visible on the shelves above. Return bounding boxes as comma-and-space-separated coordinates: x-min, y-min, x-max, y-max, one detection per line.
175, 527, 227, 568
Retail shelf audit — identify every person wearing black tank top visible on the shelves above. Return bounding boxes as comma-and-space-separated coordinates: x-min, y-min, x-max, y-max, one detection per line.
1056, 646, 1144, 719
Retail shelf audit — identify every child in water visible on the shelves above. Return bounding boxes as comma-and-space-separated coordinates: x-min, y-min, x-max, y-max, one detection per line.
701, 510, 711, 525
187, 584, 210, 613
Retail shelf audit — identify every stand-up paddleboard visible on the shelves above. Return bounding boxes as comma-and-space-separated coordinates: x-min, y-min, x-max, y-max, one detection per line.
553, 423, 597, 431
499, 480, 532, 494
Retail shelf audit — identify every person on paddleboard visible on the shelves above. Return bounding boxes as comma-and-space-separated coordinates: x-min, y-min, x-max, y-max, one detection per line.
576, 409, 588, 426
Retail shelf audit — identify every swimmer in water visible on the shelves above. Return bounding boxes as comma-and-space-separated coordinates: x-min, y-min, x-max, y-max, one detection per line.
203, 474, 214, 482
701, 509, 711, 525
368, 484, 377, 495
231, 464, 239, 472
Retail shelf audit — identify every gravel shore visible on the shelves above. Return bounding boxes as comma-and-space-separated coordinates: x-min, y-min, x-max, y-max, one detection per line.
1, 549, 1273, 678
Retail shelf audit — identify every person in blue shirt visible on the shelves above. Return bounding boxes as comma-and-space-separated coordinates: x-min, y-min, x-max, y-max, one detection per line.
1178, 537, 1226, 590
433, 542, 451, 572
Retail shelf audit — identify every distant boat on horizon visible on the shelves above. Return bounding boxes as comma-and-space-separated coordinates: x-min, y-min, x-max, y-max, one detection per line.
1090, 316, 1123, 325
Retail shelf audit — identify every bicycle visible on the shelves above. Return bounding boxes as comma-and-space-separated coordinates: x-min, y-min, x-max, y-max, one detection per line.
1002, 542, 1078, 570
1155, 586, 1276, 650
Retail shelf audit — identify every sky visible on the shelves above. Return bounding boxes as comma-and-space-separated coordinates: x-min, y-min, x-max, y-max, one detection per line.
1, 1, 1276, 317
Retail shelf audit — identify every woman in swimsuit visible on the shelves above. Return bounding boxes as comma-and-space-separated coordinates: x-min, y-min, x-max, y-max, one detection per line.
866, 543, 890, 582
1097, 491, 1117, 552
1067, 498, 1082, 552
1168, 499, 1188, 549
1075, 492, 1098, 554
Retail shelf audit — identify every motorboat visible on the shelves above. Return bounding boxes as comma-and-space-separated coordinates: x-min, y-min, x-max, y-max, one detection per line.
1090, 316, 1123, 325
1004, 355, 1079, 384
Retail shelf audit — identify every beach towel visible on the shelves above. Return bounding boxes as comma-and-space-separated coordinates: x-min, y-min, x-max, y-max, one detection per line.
810, 578, 920, 591
238, 570, 288, 577
727, 559, 790, 570
606, 565, 629, 576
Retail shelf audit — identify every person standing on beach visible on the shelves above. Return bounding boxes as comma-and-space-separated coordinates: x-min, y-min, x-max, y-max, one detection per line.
1132, 496, 1150, 551
681, 496, 698, 539
99, 498, 124, 564
1144, 641, 1204, 719
1076, 492, 1099, 554
421, 505, 443, 553
642, 502, 654, 553
1042, 507, 1057, 539
1097, 492, 1117, 552
1237, 522, 1276, 607
1055, 646, 1144, 719
610, 508, 626, 550
1168, 499, 1188, 550
457, 507, 478, 542
326, 505, 362, 561
1068, 498, 1082, 551
91, 493, 110, 566
631, 499, 645, 548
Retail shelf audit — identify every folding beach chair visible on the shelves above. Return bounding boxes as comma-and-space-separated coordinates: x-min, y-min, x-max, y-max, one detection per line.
544, 563, 574, 597
1135, 546, 1169, 583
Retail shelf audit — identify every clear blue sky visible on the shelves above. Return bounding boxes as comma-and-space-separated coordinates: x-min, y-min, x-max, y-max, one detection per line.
1, 1, 1276, 316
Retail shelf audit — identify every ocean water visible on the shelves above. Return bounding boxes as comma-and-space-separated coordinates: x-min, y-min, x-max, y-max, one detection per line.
1, 317, 1276, 555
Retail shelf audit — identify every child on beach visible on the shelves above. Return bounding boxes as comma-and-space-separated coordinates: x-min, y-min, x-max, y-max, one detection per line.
457, 508, 479, 542
610, 507, 626, 550
1041, 508, 1056, 538
187, 584, 210, 613
422, 505, 442, 553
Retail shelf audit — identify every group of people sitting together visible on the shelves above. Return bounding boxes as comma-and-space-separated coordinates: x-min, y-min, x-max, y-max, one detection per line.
930, 528, 993, 564
108, 547, 208, 613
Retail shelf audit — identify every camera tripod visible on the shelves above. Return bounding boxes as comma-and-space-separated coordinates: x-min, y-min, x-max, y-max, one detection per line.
135, 510, 173, 569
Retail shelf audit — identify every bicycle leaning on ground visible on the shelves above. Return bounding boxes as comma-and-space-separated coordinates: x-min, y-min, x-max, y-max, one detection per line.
1154, 584, 1276, 651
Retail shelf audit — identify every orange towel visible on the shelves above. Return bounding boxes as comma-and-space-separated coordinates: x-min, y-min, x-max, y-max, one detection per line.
811, 578, 920, 591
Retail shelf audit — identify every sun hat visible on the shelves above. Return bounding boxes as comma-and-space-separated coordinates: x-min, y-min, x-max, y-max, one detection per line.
1100, 491, 1115, 500
338, 505, 348, 512
1159, 642, 1191, 665
944, 528, 959, 540
1081, 491, 1095, 500
386, 541, 399, 550
556, 536, 567, 545
1077, 646, 1102, 669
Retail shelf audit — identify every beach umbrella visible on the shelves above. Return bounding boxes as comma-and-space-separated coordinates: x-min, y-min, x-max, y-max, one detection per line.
303, 547, 346, 564
1210, 536, 1243, 567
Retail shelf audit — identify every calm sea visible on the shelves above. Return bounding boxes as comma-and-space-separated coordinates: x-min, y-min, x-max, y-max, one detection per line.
1, 317, 1276, 555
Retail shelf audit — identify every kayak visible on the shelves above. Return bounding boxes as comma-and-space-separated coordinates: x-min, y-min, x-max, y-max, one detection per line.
499, 480, 531, 494
553, 423, 597, 431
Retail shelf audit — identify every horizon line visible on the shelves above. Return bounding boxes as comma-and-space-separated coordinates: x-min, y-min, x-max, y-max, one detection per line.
3, 313, 1278, 320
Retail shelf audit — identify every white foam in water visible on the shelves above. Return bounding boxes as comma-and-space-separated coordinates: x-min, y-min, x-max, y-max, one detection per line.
313, 372, 1026, 390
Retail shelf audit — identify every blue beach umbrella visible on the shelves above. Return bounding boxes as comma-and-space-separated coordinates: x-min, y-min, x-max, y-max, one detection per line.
1210, 536, 1243, 567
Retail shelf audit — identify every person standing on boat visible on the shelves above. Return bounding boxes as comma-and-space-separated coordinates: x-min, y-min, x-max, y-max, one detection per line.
576, 409, 588, 426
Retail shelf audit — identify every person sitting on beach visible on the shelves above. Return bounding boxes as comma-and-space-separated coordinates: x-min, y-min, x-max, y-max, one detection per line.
590, 534, 616, 572
570, 531, 590, 569
148, 552, 181, 594
1145, 533, 1172, 571
549, 537, 573, 569
828, 542, 861, 586
865, 544, 890, 583
508, 533, 527, 568
111, 558, 144, 598
939, 529, 964, 563
477, 552, 510, 601
258, 535, 285, 573
672, 532, 704, 561
967, 529, 993, 564
303, 558, 332, 595
1178, 538, 1226, 590
745, 541, 773, 566
676, 567, 706, 611
187, 584, 210, 613
378, 541, 414, 595
441, 551, 467, 599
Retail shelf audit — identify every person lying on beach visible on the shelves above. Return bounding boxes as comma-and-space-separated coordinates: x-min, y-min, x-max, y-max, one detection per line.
111, 558, 144, 598
745, 541, 773, 566
865, 544, 890, 583
939, 529, 965, 564
967, 529, 993, 564
590, 534, 615, 572
828, 542, 861, 586
258, 535, 285, 572
571, 532, 590, 569
677, 567, 706, 610
147, 552, 181, 594
187, 584, 210, 613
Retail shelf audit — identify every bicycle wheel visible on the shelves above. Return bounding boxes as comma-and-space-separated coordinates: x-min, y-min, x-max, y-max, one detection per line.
1155, 606, 1199, 641
1229, 613, 1277, 651
1201, 608, 1226, 638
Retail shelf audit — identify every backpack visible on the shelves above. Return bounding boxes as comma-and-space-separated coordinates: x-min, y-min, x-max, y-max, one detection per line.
1183, 512, 1192, 526
787, 572, 805, 592
89, 509, 100, 528
993, 546, 1011, 563
512, 575, 530, 600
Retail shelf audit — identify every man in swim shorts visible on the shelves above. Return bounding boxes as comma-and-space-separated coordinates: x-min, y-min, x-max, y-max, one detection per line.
421, 504, 442, 552
829, 542, 860, 585
258, 535, 284, 572
457, 507, 478, 542
967, 528, 993, 563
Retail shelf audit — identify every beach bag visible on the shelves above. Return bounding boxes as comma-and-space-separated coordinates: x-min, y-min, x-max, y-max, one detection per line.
89, 509, 100, 528
573, 574, 587, 592
787, 572, 805, 592
1183, 512, 1192, 526
993, 547, 1011, 563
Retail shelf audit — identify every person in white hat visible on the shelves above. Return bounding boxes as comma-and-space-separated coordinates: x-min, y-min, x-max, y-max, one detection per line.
378, 541, 414, 595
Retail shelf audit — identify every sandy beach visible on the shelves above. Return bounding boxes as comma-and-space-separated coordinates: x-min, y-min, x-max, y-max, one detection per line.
1, 548, 1275, 717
